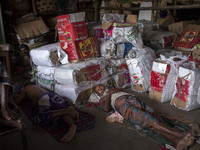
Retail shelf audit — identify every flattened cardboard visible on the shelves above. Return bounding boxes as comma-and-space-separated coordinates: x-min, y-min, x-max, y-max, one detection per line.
14, 17, 49, 40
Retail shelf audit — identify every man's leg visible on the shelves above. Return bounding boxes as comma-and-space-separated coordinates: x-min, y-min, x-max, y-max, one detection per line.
1, 84, 11, 120
0, 117, 23, 130
61, 114, 77, 142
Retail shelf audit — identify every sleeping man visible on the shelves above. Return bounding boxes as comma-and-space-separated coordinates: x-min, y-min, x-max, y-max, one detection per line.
14, 85, 79, 142
94, 84, 195, 150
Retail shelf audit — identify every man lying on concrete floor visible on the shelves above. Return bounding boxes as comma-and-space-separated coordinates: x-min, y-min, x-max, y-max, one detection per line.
13, 85, 79, 142
94, 84, 195, 150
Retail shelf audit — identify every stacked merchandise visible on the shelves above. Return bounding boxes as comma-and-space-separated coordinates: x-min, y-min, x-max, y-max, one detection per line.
30, 43, 68, 90
174, 24, 200, 54
126, 47, 155, 92
54, 58, 110, 103
149, 54, 187, 102
57, 12, 99, 63
171, 61, 200, 111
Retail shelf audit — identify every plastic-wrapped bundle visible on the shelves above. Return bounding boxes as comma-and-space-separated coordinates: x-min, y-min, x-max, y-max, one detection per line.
54, 58, 109, 86
108, 58, 129, 75
112, 71, 131, 88
137, 20, 159, 37
102, 13, 125, 24
35, 66, 55, 81
126, 47, 155, 92
30, 43, 68, 67
54, 76, 111, 104
116, 42, 134, 59
111, 25, 143, 49
144, 31, 177, 51
149, 55, 187, 102
171, 62, 200, 111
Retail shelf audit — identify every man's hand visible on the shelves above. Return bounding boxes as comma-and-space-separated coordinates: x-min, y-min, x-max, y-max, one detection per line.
109, 88, 122, 95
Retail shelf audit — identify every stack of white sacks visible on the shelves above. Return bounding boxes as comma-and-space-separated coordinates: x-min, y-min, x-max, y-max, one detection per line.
30, 43, 68, 90
30, 43, 111, 104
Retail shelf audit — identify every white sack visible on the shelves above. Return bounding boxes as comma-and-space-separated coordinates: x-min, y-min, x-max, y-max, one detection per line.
30, 43, 68, 67
36, 66, 55, 80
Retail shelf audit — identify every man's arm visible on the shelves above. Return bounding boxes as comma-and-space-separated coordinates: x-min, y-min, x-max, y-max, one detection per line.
99, 92, 112, 112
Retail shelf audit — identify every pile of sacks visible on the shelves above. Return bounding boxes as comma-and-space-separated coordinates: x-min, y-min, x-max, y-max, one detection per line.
29, 12, 200, 112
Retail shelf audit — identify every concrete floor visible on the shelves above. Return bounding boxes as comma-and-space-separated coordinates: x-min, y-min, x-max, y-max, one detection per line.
1, 76, 200, 150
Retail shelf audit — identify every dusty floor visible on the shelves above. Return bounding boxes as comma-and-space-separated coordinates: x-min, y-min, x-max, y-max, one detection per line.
1, 76, 200, 150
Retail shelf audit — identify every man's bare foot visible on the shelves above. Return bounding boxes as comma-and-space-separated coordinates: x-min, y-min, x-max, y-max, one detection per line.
61, 124, 76, 142
2, 109, 11, 120
0, 118, 23, 130
176, 133, 194, 150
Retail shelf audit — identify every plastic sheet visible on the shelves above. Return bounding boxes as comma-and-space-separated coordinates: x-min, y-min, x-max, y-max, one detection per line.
30, 43, 68, 67
126, 47, 155, 92
54, 58, 109, 86
171, 62, 200, 111
36, 77, 54, 91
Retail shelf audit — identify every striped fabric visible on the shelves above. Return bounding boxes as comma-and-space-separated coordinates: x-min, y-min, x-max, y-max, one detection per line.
118, 96, 156, 128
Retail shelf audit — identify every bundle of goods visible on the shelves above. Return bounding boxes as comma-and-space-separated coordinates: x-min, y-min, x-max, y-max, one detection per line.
111, 71, 131, 88
86, 23, 105, 42
174, 24, 200, 54
57, 12, 100, 63
107, 59, 129, 74
107, 58, 131, 88
171, 62, 200, 111
150, 55, 187, 102
137, 20, 159, 38
100, 25, 142, 58
14, 17, 49, 49
30, 43, 69, 91
30, 43, 68, 67
101, 13, 125, 24
144, 31, 177, 51
126, 47, 155, 92
54, 58, 109, 86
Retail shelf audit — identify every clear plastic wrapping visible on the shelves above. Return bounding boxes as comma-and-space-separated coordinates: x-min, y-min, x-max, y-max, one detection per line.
126, 47, 155, 92
150, 55, 188, 102
54, 58, 109, 86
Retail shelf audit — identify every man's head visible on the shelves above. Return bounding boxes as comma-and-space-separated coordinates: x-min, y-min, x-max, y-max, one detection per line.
95, 84, 106, 96
19, 44, 30, 56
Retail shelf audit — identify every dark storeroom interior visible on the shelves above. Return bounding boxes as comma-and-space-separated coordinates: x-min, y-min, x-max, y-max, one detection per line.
1, 0, 200, 150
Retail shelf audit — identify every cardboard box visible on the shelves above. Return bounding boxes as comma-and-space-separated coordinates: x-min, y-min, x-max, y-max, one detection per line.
150, 61, 171, 102
168, 20, 195, 35
14, 17, 49, 40
57, 12, 88, 44
174, 24, 200, 53
63, 37, 99, 63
